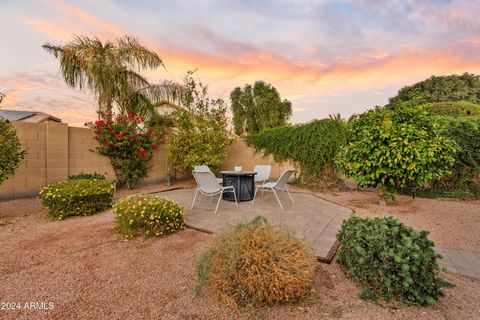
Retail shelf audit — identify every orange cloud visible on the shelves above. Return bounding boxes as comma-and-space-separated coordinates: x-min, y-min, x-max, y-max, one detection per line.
47, 1, 122, 36
20, 0, 123, 41
148, 41, 480, 103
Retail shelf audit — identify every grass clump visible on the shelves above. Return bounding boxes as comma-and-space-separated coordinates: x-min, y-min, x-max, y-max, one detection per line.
337, 215, 453, 306
195, 216, 316, 309
39, 179, 114, 219
113, 194, 186, 239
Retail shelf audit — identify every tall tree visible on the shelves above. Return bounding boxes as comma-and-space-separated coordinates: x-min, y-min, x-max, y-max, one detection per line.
230, 81, 292, 135
43, 35, 183, 119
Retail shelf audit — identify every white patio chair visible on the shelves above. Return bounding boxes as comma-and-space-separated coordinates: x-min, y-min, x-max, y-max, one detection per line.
194, 165, 223, 184
252, 168, 295, 210
253, 164, 272, 198
191, 170, 237, 213
253, 164, 272, 186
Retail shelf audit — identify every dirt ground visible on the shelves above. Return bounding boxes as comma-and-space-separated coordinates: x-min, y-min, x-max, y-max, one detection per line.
0, 183, 479, 319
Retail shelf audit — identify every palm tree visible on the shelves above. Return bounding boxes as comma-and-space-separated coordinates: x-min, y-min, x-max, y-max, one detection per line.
43, 35, 183, 119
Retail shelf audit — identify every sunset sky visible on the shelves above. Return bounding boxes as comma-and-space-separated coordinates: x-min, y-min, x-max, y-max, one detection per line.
1, 0, 480, 126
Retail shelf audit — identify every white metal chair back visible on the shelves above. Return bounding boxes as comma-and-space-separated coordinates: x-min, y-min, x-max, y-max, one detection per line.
273, 168, 295, 191
194, 165, 211, 173
192, 170, 222, 194
253, 165, 271, 183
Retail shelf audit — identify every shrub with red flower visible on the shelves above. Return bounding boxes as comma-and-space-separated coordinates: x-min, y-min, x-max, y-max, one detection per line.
86, 112, 159, 188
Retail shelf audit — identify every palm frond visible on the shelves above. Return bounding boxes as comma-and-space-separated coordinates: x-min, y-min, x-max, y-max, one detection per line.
116, 35, 163, 70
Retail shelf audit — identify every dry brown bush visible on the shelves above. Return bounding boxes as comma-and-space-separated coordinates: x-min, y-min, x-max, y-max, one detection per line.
195, 216, 316, 308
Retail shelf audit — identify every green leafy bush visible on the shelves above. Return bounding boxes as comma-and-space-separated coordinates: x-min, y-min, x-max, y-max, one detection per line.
246, 117, 348, 183
68, 172, 106, 180
39, 179, 114, 219
113, 194, 186, 239
337, 215, 451, 306
336, 106, 457, 196
424, 101, 480, 116
407, 116, 480, 197
0, 119, 26, 185
195, 216, 315, 308
168, 71, 231, 172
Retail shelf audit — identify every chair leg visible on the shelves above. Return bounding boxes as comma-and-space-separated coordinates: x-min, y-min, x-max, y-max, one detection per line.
286, 189, 294, 204
232, 188, 238, 205
214, 193, 222, 213
191, 188, 199, 209
252, 186, 259, 206
272, 188, 284, 210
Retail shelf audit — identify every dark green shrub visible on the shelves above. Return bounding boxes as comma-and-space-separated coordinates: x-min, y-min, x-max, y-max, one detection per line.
336, 106, 457, 196
404, 116, 480, 197
195, 216, 315, 308
39, 179, 114, 219
337, 215, 451, 306
68, 172, 106, 180
0, 119, 26, 185
246, 117, 348, 183
113, 194, 186, 239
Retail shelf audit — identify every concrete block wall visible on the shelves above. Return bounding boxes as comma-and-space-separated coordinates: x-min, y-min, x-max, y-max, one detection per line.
0, 123, 290, 200
67, 127, 116, 181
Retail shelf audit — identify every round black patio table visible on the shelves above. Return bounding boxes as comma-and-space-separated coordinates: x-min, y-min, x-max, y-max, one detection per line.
220, 171, 257, 202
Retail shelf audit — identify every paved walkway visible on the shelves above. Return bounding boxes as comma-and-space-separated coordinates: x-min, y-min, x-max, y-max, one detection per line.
437, 247, 480, 280
156, 189, 353, 262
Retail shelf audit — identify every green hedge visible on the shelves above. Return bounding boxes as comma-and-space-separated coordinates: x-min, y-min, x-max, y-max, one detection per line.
424, 101, 480, 116
113, 194, 186, 239
39, 179, 114, 219
68, 172, 106, 180
337, 215, 452, 306
246, 118, 348, 182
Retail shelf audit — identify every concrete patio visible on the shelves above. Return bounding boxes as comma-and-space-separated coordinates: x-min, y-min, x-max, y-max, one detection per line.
156, 188, 353, 262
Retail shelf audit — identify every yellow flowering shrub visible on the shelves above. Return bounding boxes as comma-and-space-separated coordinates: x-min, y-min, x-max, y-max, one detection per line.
113, 194, 186, 239
39, 179, 114, 219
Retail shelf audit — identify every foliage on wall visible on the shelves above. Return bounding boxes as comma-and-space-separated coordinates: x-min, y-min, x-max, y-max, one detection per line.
246, 117, 349, 183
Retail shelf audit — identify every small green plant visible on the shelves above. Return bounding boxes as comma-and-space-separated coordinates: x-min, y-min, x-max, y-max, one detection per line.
39, 179, 114, 219
68, 172, 106, 180
195, 216, 315, 309
0, 119, 26, 186
337, 215, 453, 306
113, 194, 186, 239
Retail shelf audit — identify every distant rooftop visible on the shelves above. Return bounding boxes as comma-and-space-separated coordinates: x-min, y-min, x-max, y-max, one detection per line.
0, 109, 62, 123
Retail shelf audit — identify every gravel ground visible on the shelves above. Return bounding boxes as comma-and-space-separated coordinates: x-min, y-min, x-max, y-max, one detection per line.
0, 184, 479, 319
